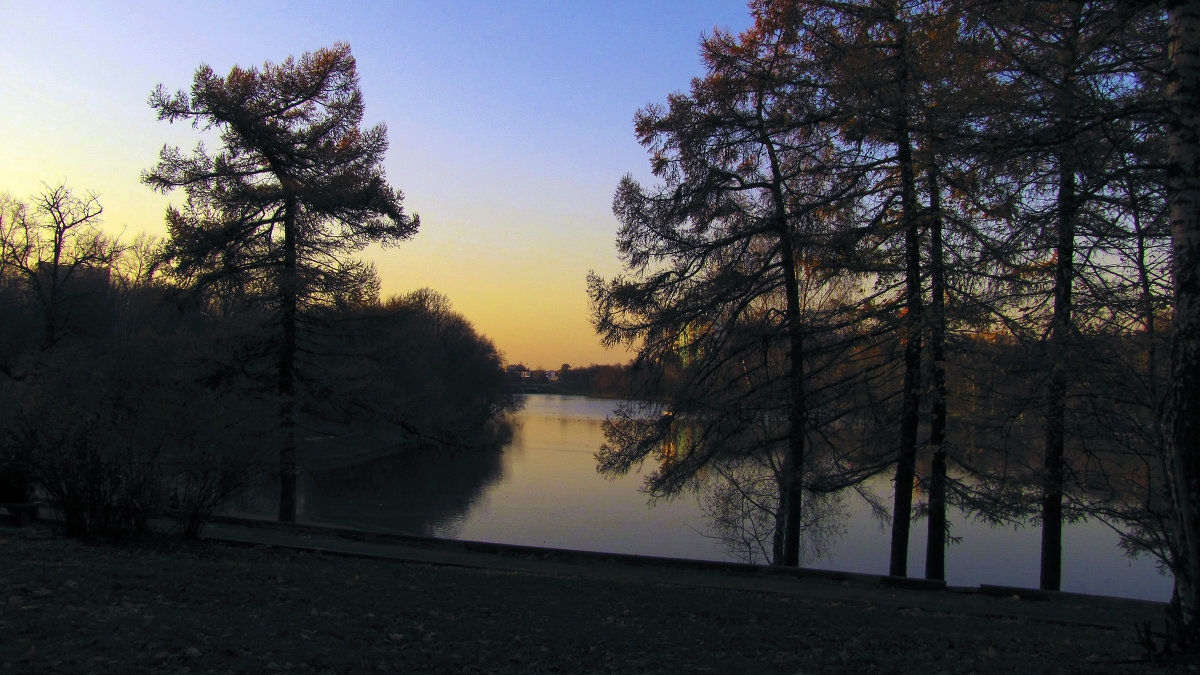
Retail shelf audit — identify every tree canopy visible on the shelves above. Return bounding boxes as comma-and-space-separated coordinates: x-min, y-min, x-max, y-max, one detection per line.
143, 42, 419, 521
593, 2, 1186, 622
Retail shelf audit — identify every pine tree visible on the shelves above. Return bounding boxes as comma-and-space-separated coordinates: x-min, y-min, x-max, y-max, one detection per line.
591, 14, 873, 566
143, 43, 418, 521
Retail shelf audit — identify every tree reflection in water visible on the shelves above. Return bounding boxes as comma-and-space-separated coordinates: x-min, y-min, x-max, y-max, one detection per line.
220, 395, 1174, 601
223, 438, 506, 536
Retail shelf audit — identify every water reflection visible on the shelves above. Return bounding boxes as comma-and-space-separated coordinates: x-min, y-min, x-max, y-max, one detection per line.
431, 396, 715, 558
222, 394, 1174, 602
223, 438, 505, 536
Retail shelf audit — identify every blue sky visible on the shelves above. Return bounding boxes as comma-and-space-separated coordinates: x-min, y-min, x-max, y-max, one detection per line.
1, 1, 754, 366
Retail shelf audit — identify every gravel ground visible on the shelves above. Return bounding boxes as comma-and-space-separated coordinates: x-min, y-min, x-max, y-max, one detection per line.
0, 523, 1191, 674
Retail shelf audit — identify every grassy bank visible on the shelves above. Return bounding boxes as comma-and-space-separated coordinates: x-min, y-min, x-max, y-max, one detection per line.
0, 523, 1183, 673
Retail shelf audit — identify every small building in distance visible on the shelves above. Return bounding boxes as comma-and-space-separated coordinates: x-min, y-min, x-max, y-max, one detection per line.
505, 364, 532, 381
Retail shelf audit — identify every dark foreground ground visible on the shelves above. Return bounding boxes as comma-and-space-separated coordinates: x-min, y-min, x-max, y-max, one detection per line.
0, 522, 1192, 674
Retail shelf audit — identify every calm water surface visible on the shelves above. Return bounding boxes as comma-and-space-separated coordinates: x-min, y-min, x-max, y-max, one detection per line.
223, 394, 1173, 602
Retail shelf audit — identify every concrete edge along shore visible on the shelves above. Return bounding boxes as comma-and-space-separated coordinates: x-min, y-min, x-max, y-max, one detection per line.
197, 514, 1169, 632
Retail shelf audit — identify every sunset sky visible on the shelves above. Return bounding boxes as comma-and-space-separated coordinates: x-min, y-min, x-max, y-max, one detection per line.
0, 1, 753, 368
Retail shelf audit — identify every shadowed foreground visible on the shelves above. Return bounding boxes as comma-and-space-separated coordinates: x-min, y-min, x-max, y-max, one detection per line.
0, 524, 1186, 673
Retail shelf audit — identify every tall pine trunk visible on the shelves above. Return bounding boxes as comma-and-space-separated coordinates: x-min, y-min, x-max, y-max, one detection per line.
1040, 158, 1076, 591
278, 196, 299, 523
889, 105, 922, 578
779, 232, 807, 567
772, 502, 786, 565
761, 118, 807, 567
1166, 0, 1200, 646
925, 165, 948, 581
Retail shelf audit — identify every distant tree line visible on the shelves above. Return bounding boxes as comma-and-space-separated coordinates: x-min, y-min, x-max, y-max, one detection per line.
506, 362, 654, 398
590, 0, 1200, 653
0, 183, 514, 538
0, 44, 517, 539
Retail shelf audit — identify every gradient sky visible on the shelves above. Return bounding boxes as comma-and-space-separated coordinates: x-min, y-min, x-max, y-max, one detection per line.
1, 1, 753, 368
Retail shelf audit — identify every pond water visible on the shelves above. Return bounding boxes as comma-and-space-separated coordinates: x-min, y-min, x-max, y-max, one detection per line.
222, 394, 1174, 602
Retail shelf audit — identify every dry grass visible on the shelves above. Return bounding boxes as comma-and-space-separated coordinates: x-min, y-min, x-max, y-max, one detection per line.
0, 524, 1187, 674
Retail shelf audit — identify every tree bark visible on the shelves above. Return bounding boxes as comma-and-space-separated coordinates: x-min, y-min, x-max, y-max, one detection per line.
1040, 157, 1076, 591
772, 502, 786, 566
278, 196, 299, 523
762, 119, 807, 568
889, 21, 922, 578
1166, 0, 1200, 645
780, 234, 807, 568
925, 165, 948, 581
889, 117, 922, 578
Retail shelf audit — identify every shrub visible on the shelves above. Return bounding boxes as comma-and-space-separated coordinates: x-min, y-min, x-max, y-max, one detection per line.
0, 338, 270, 538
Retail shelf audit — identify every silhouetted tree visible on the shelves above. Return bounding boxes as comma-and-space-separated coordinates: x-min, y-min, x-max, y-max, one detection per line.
0, 184, 121, 350
1165, 0, 1200, 651
756, 0, 963, 578
966, 1, 1167, 590
143, 43, 419, 521
816, 0, 930, 579
590, 11, 881, 566
604, 0, 1174, 594
311, 289, 518, 452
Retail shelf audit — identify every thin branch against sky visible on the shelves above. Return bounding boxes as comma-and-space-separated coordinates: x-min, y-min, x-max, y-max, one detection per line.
0, 0, 753, 367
